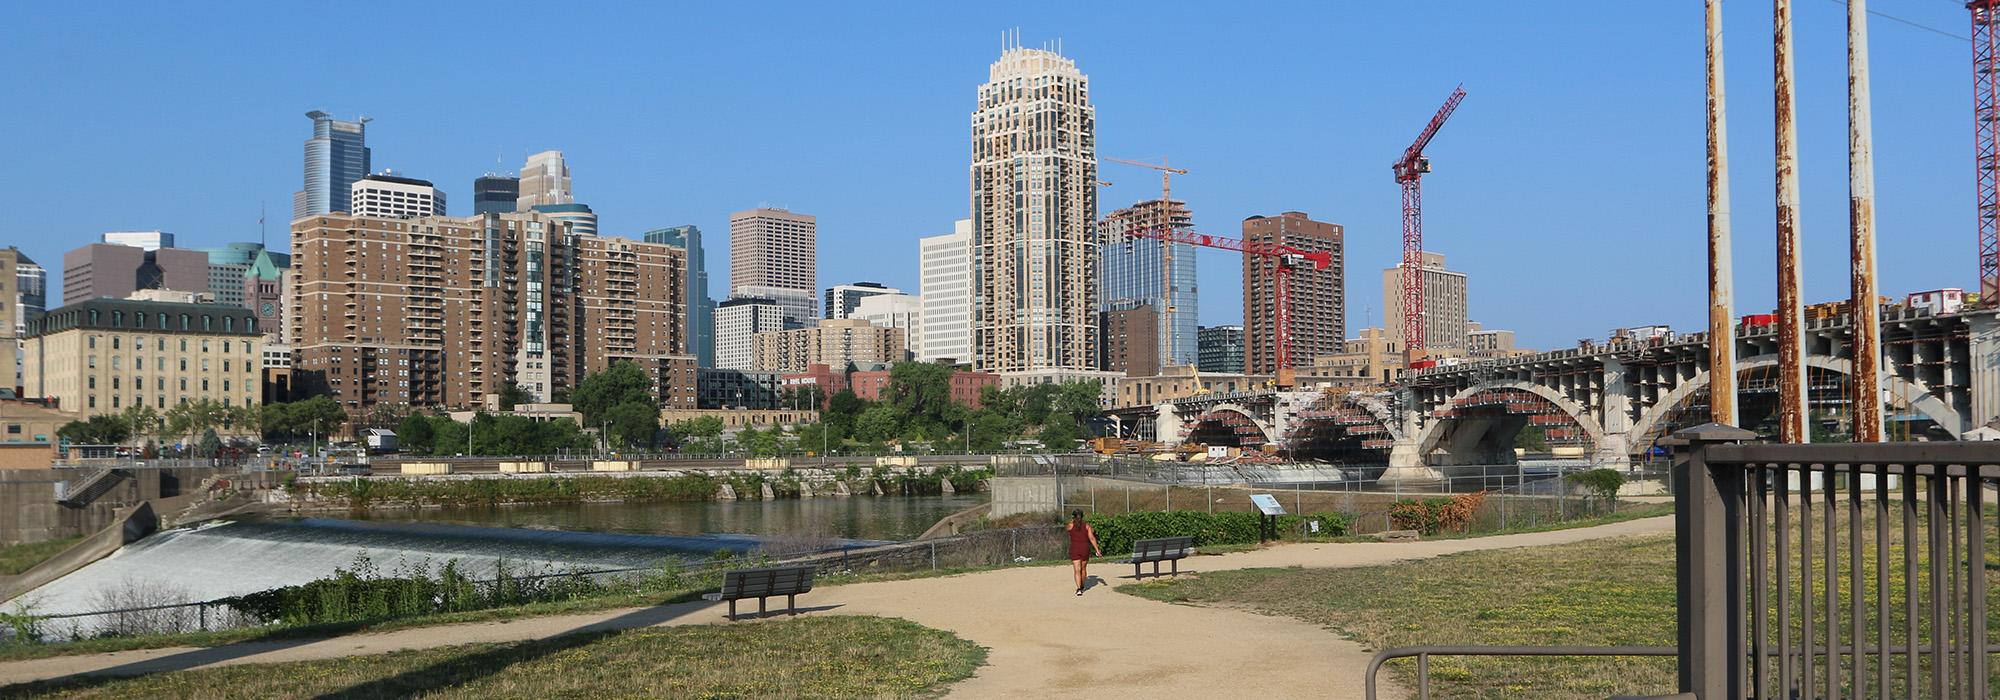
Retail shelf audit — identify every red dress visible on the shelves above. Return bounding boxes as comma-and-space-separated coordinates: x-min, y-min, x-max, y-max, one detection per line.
1068, 523, 1094, 560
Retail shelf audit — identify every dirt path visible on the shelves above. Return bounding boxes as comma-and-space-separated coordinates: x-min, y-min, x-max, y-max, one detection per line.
0, 516, 1673, 698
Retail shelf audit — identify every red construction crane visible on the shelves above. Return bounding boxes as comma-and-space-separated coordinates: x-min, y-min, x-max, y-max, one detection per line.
1124, 226, 1334, 371
1973, 2, 2000, 304
1392, 86, 1467, 354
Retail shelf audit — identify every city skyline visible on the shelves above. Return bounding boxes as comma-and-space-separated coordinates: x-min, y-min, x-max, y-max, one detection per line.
0, 3, 1981, 349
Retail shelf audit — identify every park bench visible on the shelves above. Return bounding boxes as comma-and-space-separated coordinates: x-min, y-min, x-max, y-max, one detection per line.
703, 565, 816, 620
1126, 536, 1195, 579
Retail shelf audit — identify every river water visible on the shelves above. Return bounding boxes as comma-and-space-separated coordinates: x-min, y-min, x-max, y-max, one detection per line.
12, 494, 984, 623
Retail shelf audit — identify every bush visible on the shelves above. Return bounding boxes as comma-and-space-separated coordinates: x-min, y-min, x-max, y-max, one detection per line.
1388, 492, 1489, 535
227, 555, 608, 626
1084, 510, 1349, 555
1566, 468, 1624, 505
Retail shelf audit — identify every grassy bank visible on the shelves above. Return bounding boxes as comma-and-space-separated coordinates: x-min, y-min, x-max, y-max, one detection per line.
7, 615, 985, 699
0, 538, 85, 576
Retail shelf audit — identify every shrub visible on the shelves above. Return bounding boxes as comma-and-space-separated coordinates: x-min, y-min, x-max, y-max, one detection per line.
226, 555, 608, 626
1388, 492, 1488, 535
1083, 510, 1349, 554
1566, 468, 1624, 505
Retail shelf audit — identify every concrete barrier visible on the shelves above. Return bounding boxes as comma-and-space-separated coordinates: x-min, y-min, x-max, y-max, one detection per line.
591, 460, 635, 472
875, 456, 919, 468
498, 461, 548, 474
0, 501, 157, 604
990, 476, 1060, 519
746, 458, 791, 469
400, 462, 451, 476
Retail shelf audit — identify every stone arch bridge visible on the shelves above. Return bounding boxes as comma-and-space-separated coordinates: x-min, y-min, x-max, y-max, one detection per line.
1122, 308, 1997, 474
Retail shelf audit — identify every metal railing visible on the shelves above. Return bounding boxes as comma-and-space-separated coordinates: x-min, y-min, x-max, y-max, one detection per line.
1676, 427, 2000, 699
1360, 428, 2000, 698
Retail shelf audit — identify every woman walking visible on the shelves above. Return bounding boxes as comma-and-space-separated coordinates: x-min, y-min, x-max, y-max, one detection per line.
1066, 509, 1101, 595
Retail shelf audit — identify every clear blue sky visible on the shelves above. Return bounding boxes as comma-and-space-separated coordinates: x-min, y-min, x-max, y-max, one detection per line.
0, 1, 1974, 349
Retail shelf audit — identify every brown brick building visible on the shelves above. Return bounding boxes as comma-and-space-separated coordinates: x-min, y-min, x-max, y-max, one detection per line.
1099, 304, 1159, 377
1242, 212, 1344, 374
289, 212, 695, 417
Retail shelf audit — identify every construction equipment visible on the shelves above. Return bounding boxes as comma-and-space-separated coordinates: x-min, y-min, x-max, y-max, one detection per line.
1103, 157, 1191, 364
1124, 226, 1334, 373
1391, 86, 1467, 356
1973, 2, 2000, 304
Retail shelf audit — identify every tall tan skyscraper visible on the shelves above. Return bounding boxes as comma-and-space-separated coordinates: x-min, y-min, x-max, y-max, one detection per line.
290, 211, 695, 414
1242, 212, 1344, 374
728, 207, 817, 327
970, 45, 1098, 373
516, 150, 573, 211
1383, 251, 1468, 353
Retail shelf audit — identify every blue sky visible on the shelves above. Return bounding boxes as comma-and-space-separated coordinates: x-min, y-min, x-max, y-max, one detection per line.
0, 1, 1974, 349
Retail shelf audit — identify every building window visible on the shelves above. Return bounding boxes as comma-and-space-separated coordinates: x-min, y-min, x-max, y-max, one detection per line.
88, 336, 97, 349
88, 377, 95, 389
88, 396, 96, 408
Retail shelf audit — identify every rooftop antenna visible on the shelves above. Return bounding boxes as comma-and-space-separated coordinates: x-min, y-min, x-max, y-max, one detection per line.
259, 203, 266, 247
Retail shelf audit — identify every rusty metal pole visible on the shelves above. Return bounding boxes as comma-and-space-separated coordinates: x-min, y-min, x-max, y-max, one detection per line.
1706, 0, 1739, 426
1774, 0, 1810, 443
1847, 0, 1884, 443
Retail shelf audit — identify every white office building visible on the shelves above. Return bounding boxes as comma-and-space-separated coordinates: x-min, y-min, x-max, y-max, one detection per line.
715, 297, 787, 370
919, 219, 973, 364
349, 174, 446, 220
852, 293, 923, 362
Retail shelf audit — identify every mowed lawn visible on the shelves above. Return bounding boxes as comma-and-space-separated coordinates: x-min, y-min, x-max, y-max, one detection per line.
7, 616, 985, 699
1126, 533, 1682, 699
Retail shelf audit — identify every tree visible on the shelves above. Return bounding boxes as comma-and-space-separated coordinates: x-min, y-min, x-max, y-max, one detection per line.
396, 414, 437, 454
1514, 424, 1550, 453
197, 429, 222, 458
497, 382, 532, 411
291, 396, 349, 442
675, 416, 726, 438
824, 389, 867, 439
1037, 420, 1079, 451
782, 385, 826, 411
165, 399, 231, 443
603, 401, 661, 449
885, 362, 956, 437
571, 362, 656, 428
58, 415, 131, 446
854, 404, 900, 444
121, 405, 162, 446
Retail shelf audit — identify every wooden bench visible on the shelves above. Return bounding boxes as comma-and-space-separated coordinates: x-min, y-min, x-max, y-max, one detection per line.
702, 565, 816, 620
1126, 536, 1195, 579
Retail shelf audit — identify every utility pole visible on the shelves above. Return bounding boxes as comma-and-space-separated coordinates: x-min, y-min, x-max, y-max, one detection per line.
1774, 0, 1810, 443
1847, 0, 1883, 442
1706, 0, 1739, 426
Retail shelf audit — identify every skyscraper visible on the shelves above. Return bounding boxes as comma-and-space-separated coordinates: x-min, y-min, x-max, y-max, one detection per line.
350, 174, 446, 219
1197, 325, 1244, 374
1100, 199, 1197, 368
516, 150, 572, 211
1383, 251, 1469, 353
824, 282, 900, 320
473, 175, 521, 215
532, 203, 597, 237
292, 111, 371, 220
1, 247, 46, 392
918, 220, 973, 364
729, 208, 817, 328
851, 293, 922, 361
1242, 211, 1344, 374
970, 45, 1098, 372
645, 225, 715, 368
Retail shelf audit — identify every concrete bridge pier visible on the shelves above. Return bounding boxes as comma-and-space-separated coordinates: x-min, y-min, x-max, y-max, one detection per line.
1379, 436, 1443, 484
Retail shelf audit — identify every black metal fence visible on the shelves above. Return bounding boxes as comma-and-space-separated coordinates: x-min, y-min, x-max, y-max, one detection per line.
1363, 427, 2000, 699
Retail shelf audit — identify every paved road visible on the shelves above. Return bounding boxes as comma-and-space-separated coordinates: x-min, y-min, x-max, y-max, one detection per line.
0, 516, 1674, 698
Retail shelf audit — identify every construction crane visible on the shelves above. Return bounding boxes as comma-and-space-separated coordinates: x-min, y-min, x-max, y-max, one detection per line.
1392, 86, 1467, 357
1974, 2, 2000, 304
1103, 157, 1191, 365
1124, 225, 1334, 371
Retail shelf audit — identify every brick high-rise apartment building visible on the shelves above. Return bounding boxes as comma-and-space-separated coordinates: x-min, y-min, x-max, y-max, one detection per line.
1242, 211, 1344, 374
289, 212, 695, 416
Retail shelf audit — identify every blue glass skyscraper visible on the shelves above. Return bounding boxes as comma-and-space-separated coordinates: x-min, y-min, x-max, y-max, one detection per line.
644, 225, 715, 368
291, 111, 371, 220
1100, 199, 1198, 369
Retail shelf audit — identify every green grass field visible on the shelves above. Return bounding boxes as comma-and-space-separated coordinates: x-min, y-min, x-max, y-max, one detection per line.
8, 616, 985, 699
0, 538, 84, 577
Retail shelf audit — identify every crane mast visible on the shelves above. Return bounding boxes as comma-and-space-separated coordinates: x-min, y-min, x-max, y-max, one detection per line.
1392, 86, 1467, 357
1974, 2, 2000, 304
1103, 157, 1191, 364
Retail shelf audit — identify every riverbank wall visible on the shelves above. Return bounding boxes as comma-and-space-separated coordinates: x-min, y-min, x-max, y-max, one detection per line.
288, 464, 990, 511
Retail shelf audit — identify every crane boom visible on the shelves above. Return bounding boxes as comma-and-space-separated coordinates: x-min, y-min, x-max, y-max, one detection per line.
1974, 2, 2000, 304
1126, 225, 1332, 372
1393, 86, 1467, 357
1103, 157, 1193, 366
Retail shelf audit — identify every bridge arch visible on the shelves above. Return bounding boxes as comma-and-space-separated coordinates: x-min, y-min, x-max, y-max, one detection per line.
1185, 402, 1276, 447
1416, 380, 1606, 457
1628, 354, 1966, 442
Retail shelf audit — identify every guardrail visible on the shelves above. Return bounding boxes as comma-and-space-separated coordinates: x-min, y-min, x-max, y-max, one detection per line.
1363, 646, 1677, 700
